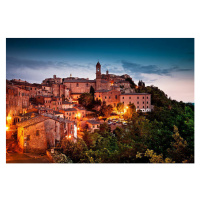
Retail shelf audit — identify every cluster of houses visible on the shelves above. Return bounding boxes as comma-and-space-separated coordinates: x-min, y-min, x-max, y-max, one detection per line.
6, 62, 152, 153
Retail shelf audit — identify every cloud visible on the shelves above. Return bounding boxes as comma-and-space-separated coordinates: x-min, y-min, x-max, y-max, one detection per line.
121, 60, 193, 76
6, 56, 96, 83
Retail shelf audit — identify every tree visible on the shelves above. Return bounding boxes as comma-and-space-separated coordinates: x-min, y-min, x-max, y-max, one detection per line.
78, 93, 93, 108
90, 86, 95, 100
124, 103, 136, 120
100, 104, 113, 118
167, 126, 193, 163
116, 102, 124, 115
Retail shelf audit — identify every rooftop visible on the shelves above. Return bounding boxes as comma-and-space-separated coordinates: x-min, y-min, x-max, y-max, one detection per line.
120, 93, 150, 95
87, 120, 101, 125
63, 79, 95, 83
16, 116, 50, 128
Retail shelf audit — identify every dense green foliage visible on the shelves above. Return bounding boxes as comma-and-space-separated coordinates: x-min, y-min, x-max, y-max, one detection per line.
125, 78, 137, 88
62, 86, 194, 163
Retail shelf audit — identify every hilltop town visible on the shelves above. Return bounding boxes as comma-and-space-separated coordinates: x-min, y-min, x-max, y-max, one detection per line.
6, 62, 152, 160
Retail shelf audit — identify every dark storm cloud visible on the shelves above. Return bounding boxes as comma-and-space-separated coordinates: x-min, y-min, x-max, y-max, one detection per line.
121, 60, 192, 76
6, 56, 80, 70
6, 56, 56, 70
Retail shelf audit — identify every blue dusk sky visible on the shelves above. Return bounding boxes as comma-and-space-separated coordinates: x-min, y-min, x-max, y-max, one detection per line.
6, 38, 194, 102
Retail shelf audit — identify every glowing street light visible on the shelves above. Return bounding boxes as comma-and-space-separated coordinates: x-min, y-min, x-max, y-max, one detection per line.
6, 126, 9, 131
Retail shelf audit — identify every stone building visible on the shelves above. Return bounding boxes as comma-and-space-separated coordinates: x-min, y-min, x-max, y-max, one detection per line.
6, 81, 30, 125
94, 89, 121, 107
86, 120, 101, 132
17, 115, 76, 153
59, 107, 86, 121
120, 93, 151, 112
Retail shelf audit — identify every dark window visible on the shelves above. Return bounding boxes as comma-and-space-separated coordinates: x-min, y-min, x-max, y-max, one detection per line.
93, 125, 95, 128
99, 95, 100, 97
147, 101, 148, 104
76, 83, 79, 87
137, 106, 139, 108
109, 96, 111, 99
27, 135, 30, 141
137, 102, 139, 104
137, 97, 139, 99
129, 97, 131, 99
147, 106, 148, 108
36, 130, 40, 136
122, 97, 124, 99
129, 102, 131, 104
143, 106, 144, 108
143, 97, 144, 99
123, 102, 124, 104
115, 95, 117, 99
147, 97, 148, 99
143, 101, 144, 104
105, 96, 107, 99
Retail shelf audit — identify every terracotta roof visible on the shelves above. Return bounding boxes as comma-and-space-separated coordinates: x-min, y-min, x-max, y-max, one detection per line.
95, 89, 110, 93
63, 79, 95, 83
16, 116, 50, 128
120, 93, 150, 95
54, 111, 63, 114
87, 120, 101, 125
62, 101, 73, 104
63, 108, 77, 111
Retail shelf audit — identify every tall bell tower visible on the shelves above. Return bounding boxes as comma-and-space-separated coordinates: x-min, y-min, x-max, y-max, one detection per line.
96, 61, 101, 79
96, 61, 102, 90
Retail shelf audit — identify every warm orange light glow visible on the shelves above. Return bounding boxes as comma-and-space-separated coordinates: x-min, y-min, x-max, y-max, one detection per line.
78, 127, 80, 130
7, 116, 12, 121
6, 126, 9, 130
126, 106, 129, 109
69, 135, 72, 139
